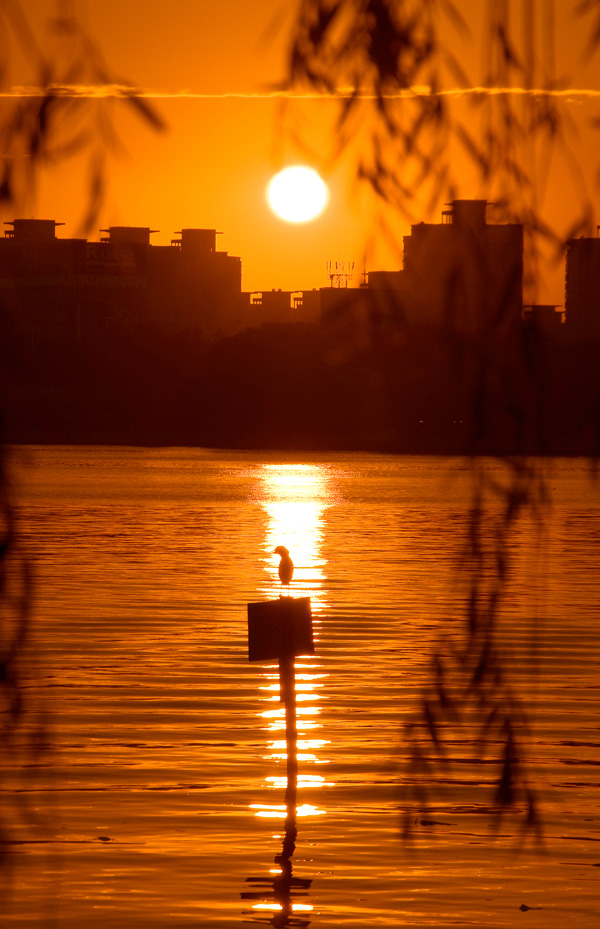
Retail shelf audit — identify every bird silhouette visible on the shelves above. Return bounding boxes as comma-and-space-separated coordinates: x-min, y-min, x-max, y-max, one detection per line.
274, 545, 294, 589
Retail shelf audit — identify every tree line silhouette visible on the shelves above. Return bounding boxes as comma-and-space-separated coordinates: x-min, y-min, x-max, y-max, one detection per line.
3, 303, 597, 457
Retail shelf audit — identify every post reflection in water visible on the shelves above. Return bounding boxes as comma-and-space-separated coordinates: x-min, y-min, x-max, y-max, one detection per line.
242, 651, 313, 927
242, 464, 335, 925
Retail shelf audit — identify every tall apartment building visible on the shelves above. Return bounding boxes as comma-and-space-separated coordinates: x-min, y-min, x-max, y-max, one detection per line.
401, 199, 523, 335
565, 235, 600, 340
319, 200, 524, 339
0, 219, 245, 345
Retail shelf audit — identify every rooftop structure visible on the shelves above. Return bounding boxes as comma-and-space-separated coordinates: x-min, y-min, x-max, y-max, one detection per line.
99, 226, 159, 246
401, 200, 524, 334
4, 218, 65, 241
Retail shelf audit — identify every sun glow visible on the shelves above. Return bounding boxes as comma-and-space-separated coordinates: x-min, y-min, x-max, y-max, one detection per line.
267, 166, 328, 223
257, 462, 336, 609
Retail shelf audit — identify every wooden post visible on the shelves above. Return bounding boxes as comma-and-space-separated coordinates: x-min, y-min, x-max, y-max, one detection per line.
279, 641, 298, 861
247, 595, 314, 860
243, 598, 315, 911
279, 646, 298, 785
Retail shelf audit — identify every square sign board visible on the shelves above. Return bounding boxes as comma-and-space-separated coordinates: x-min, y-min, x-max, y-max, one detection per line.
247, 597, 315, 662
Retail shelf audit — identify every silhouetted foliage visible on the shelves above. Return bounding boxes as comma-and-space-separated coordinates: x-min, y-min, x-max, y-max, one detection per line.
0, 0, 164, 899
285, 0, 600, 840
0, 1, 164, 233
6, 309, 597, 455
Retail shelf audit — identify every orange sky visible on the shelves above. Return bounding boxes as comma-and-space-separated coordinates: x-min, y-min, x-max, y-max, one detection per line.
4, 0, 600, 297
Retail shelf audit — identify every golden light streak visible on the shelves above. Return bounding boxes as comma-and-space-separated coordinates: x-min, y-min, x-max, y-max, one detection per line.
264, 719, 321, 731
267, 740, 330, 751
265, 774, 333, 788
5, 83, 600, 100
250, 803, 326, 819
260, 705, 321, 718
297, 804, 326, 817
261, 682, 324, 695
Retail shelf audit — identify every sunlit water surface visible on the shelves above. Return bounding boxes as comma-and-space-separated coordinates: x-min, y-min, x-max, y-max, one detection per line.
3, 447, 599, 928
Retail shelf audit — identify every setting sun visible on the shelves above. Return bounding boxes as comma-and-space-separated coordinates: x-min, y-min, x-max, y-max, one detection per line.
266, 166, 328, 223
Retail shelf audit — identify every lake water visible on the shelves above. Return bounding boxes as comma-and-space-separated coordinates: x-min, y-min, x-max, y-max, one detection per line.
3, 446, 599, 928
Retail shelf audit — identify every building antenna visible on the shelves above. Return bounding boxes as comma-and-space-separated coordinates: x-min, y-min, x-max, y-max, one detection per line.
326, 259, 354, 288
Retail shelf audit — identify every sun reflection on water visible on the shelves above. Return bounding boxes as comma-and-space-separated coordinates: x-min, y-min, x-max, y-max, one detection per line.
254, 660, 331, 807
244, 464, 336, 920
257, 462, 336, 613
254, 462, 334, 797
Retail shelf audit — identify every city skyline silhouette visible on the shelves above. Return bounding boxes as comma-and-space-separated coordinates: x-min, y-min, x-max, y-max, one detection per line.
2, 197, 598, 455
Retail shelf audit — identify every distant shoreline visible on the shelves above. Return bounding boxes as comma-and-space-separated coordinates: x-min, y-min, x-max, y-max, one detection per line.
6, 437, 595, 458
